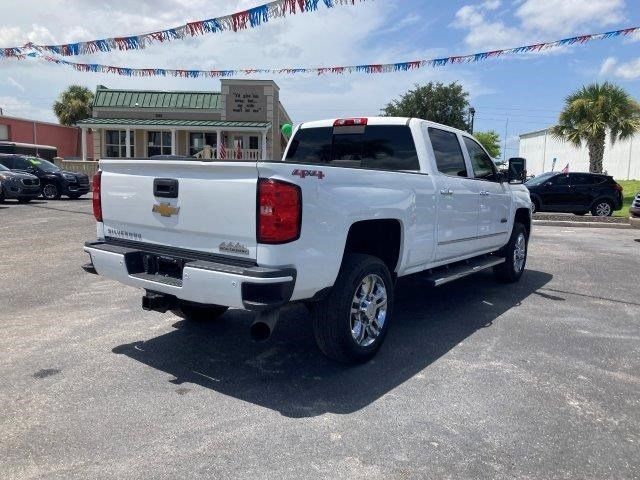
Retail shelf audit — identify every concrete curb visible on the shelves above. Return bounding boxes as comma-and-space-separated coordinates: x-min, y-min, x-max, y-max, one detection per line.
533, 220, 632, 229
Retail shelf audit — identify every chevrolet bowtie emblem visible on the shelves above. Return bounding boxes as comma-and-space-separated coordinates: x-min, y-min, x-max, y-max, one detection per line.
152, 202, 180, 217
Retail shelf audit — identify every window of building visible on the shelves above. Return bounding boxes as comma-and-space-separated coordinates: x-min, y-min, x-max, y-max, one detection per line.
428, 127, 468, 177
285, 125, 419, 171
189, 132, 217, 156
148, 131, 172, 157
463, 136, 496, 180
105, 130, 135, 158
249, 136, 259, 150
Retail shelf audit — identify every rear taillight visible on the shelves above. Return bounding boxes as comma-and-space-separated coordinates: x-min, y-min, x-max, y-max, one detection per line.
92, 170, 102, 222
614, 183, 623, 192
257, 178, 301, 244
333, 117, 368, 126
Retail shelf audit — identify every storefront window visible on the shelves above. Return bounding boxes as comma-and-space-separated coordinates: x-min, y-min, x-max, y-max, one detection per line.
105, 130, 135, 158
148, 131, 172, 157
189, 132, 217, 156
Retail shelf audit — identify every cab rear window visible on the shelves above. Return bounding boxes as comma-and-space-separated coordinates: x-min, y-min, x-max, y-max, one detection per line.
285, 125, 419, 172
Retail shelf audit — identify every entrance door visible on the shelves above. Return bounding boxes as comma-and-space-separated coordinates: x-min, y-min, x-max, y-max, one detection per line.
425, 126, 480, 261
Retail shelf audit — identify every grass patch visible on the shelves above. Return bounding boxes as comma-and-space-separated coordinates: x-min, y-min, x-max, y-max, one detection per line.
614, 180, 640, 217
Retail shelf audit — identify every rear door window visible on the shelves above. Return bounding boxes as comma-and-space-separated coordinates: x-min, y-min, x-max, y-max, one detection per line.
570, 174, 593, 186
428, 127, 468, 177
285, 125, 420, 172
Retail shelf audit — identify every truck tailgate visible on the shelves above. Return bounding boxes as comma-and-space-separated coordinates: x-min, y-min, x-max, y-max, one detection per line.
99, 160, 259, 260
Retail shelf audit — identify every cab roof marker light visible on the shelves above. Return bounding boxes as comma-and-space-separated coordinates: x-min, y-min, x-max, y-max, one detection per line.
333, 118, 368, 126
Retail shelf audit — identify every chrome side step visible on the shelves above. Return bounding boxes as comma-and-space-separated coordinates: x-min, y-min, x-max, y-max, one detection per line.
424, 256, 505, 287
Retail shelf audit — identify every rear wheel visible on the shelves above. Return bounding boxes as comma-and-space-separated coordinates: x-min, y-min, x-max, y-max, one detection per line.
0, 188, 5, 203
174, 301, 228, 322
42, 183, 61, 200
531, 199, 539, 214
493, 223, 528, 283
310, 254, 394, 364
591, 199, 613, 217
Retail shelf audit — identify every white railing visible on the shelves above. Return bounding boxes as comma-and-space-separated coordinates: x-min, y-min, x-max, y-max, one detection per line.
193, 146, 262, 160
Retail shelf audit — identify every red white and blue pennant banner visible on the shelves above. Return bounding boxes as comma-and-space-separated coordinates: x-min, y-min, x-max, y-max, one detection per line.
0, 0, 367, 58
22, 27, 640, 78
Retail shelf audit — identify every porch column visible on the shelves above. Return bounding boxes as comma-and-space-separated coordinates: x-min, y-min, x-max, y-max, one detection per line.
261, 130, 267, 160
216, 129, 222, 159
125, 128, 131, 158
171, 129, 177, 155
81, 127, 87, 161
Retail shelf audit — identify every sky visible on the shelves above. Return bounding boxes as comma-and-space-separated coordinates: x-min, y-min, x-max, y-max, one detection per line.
0, 0, 639, 158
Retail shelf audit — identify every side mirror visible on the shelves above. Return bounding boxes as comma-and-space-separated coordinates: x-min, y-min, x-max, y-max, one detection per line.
507, 157, 527, 184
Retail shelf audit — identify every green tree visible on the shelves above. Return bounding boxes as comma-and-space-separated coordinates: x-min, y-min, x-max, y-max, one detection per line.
474, 130, 501, 158
53, 85, 94, 126
551, 82, 640, 173
381, 82, 470, 130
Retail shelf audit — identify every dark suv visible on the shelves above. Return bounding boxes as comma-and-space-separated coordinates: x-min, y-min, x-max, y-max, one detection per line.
0, 154, 90, 200
0, 162, 41, 202
525, 172, 623, 216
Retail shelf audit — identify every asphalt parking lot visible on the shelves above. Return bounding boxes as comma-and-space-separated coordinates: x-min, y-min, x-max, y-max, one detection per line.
1, 199, 639, 479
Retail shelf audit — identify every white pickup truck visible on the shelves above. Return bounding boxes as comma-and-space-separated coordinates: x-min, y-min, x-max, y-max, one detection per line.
83, 117, 532, 363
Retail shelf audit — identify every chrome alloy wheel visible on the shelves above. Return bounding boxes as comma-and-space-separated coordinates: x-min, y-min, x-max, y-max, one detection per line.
350, 274, 387, 347
42, 184, 58, 199
595, 202, 611, 216
513, 232, 526, 273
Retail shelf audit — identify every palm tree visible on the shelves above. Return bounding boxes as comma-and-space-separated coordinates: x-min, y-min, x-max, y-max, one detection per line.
53, 85, 94, 126
551, 82, 640, 173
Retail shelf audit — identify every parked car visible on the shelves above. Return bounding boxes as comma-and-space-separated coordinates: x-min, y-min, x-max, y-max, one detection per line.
0, 154, 90, 200
0, 162, 41, 203
525, 172, 623, 216
83, 116, 532, 363
629, 192, 640, 228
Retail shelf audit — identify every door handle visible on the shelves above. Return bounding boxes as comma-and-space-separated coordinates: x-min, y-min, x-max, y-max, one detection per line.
440, 188, 454, 196
479, 191, 490, 196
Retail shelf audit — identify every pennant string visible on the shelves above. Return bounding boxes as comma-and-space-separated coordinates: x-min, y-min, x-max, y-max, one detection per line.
0, 0, 368, 57
3, 26, 639, 79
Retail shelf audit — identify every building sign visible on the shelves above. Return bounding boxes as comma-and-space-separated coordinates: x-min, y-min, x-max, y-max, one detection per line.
226, 86, 267, 122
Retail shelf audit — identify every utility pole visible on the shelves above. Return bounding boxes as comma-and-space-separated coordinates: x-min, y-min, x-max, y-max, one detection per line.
503, 118, 509, 162
468, 107, 476, 134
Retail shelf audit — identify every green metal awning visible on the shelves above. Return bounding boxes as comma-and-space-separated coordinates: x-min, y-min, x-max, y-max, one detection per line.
76, 118, 271, 130
93, 88, 222, 110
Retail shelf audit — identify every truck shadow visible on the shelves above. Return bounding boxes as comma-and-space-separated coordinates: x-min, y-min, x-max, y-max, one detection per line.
113, 269, 552, 418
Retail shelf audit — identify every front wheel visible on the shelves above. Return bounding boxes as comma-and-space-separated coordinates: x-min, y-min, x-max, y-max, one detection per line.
591, 199, 613, 217
174, 301, 228, 322
493, 223, 528, 283
42, 183, 61, 200
311, 254, 394, 364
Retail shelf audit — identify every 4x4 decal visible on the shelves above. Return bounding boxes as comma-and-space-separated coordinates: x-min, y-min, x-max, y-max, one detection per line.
292, 169, 324, 180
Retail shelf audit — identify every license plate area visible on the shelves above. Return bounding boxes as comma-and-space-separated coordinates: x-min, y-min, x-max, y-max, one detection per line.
125, 251, 184, 281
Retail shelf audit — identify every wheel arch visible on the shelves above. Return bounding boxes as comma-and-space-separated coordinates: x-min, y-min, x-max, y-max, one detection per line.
341, 219, 403, 277
514, 207, 532, 239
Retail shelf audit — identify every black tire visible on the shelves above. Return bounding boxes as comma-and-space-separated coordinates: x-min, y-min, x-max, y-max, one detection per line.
531, 199, 539, 214
42, 183, 61, 200
174, 301, 228, 322
310, 254, 394, 364
493, 223, 528, 283
0, 188, 5, 203
591, 199, 613, 217
17, 198, 32, 204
